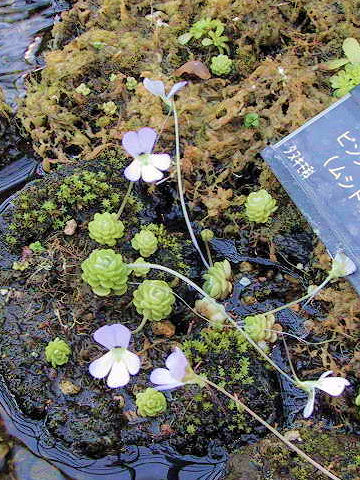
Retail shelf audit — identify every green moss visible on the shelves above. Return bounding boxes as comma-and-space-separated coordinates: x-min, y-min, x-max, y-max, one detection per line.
4, 155, 129, 247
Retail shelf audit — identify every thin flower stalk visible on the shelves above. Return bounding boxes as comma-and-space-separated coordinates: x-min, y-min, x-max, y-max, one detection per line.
116, 181, 134, 218
202, 377, 341, 480
172, 100, 209, 269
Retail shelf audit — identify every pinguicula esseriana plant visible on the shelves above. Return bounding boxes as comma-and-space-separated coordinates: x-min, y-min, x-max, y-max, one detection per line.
202, 259, 232, 300
102, 101, 117, 115
81, 249, 129, 296
132, 279, 175, 332
131, 257, 150, 277
131, 229, 158, 258
210, 54, 232, 75
88, 212, 124, 246
136, 387, 167, 417
244, 314, 280, 350
244, 112, 260, 128
244, 189, 278, 223
45, 338, 71, 367
75, 83, 91, 96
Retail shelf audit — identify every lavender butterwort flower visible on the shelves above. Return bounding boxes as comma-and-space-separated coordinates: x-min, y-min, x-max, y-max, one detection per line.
297, 370, 350, 418
143, 78, 187, 105
89, 323, 140, 388
329, 252, 356, 279
150, 347, 201, 391
122, 127, 171, 182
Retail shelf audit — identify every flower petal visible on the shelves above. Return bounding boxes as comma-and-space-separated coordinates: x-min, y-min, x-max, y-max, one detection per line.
155, 381, 185, 391
122, 131, 143, 157
137, 127, 157, 154
319, 370, 333, 380
141, 164, 163, 183
166, 81, 187, 99
143, 78, 166, 98
149, 153, 171, 171
93, 323, 131, 350
89, 351, 114, 379
331, 253, 356, 277
165, 347, 188, 381
150, 367, 184, 390
107, 360, 130, 388
316, 376, 350, 396
122, 350, 141, 375
124, 159, 141, 181
303, 388, 315, 418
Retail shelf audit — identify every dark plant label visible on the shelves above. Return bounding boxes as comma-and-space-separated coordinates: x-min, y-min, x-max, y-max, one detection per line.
262, 86, 360, 294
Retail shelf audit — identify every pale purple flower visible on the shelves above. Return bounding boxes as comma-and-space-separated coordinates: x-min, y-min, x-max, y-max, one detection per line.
297, 370, 350, 418
329, 252, 356, 279
89, 324, 140, 388
122, 127, 171, 183
150, 347, 199, 391
143, 78, 187, 104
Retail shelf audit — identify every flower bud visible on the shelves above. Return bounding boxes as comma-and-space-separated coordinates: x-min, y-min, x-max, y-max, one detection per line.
201, 229, 214, 242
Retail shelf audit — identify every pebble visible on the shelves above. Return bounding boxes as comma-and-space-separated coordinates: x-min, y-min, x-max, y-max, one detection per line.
63, 219, 77, 236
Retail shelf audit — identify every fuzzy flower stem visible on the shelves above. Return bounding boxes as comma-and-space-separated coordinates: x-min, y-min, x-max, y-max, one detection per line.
128, 262, 295, 384
204, 241, 214, 267
202, 377, 341, 480
132, 316, 148, 334
261, 274, 332, 317
172, 100, 209, 269
116, 181, 134, 218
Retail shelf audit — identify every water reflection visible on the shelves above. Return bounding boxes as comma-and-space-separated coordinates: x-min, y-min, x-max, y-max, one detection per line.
0, 373, 227, 479
0, 0, 68, 104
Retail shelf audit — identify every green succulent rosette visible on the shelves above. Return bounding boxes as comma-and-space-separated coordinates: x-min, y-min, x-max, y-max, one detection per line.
136, 388, 167, 417
133, 280, 175, 321
131, 230, 158, 258
210, 54, 232, 75
131, 257, 150, 277
88, 212, 125, 246
245, 189, 277, 223
202, 259, 232, 300
244, 314, 277, 343
45, 338, 71, 367
81, 249, 129, 296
